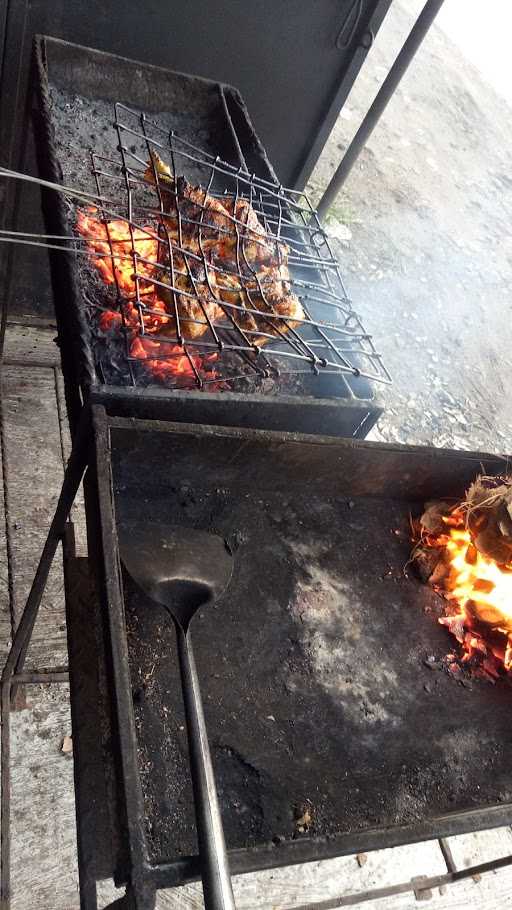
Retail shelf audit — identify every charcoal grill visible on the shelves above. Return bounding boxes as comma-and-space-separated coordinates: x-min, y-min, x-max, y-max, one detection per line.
3, 404, 512, 909
4, 28, 512, 910
31, 35, 390, 439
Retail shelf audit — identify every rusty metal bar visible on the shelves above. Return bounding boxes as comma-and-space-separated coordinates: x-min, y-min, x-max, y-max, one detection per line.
0, 407, 90, 909
12, 670, 69, 684
316, 0, 445, 218
288, 851, 512, 910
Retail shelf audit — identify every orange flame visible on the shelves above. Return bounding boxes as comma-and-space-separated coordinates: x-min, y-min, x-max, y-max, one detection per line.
77, 208, 215, 385
77, 209, 158, 297
129, 335, 201, 381
423, 519, 512, 677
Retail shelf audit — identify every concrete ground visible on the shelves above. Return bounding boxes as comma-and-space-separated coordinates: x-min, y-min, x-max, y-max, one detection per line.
308, 0, 512, 455
3, 0, 512, 907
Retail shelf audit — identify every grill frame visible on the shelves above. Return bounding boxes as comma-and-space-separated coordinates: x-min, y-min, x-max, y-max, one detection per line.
32, 35, 386, 439
3, 401, 512, 909
80, 406, 512, 902
81, 102, 389, 392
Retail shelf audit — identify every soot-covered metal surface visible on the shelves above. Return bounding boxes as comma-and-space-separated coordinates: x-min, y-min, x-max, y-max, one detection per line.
46, 82, 382, 399
110, 423, 512, 865
33, 37, 385, 439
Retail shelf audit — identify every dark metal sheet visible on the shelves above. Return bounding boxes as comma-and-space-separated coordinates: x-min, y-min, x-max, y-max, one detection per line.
63, 543, 118, 886
98, 416, 512, 883
93, 388, 381, 440
1, 1, 391, 187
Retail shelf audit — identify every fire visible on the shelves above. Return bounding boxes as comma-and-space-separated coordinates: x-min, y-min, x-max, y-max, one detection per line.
129, 335, 203, 382
77, 208, 215, 385
415, 509, 512, 678
445, 528, 512, 627
76, 209, 158, 297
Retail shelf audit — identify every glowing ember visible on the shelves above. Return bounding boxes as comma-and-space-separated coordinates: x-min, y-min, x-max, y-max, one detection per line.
129, 335, 204, 381
77, 157, 306, 384
413, 497, 512, 679
76, 208, 213, 384
77, 209, 158, 297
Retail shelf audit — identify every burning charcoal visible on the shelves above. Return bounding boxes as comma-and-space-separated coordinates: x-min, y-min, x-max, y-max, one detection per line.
464, 543, 478, 565
465, 475, 512, 563
470, 512, 488, 533
413, 476, 512, 680
411, 546, 441, 583
446, 660, 464, 681
480, 659, 500, 681
472, 578, 495, 594
467, 599, 509, 628
499, 514, 512, 538
474, 527, 512, 565
429, 553, 452, 587
439, 613, 465, 643
420, 500, 454, 534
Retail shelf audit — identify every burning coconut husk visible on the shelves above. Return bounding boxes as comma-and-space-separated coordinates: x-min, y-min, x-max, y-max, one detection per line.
411, 474, 512, 680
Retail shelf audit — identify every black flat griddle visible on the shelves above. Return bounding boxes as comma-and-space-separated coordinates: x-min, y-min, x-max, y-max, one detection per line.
100, 418, 512, 875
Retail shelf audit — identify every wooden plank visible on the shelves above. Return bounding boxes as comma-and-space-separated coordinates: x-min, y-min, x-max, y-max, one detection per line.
6, 316, 58, 330
2, 323, 60, 367
0, 401, 13, 666
1, 364, 68, 668
9, 684, 79, 910
0, 338, 80, 910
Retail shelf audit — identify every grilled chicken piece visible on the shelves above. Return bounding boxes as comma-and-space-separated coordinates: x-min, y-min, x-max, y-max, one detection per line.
215, 263, 303, 343
156, 251, 225, 340
157, 282, 224, 341
144, 151, 304, 344
145, 152, 280, 262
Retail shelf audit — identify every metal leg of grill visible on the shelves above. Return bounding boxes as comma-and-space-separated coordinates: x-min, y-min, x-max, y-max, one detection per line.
0, 410, 90, 910
316, 0, 445, 218
288, 851, 512, 910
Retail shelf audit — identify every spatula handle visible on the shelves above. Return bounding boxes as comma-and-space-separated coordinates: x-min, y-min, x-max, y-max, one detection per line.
176, 624, 236, 910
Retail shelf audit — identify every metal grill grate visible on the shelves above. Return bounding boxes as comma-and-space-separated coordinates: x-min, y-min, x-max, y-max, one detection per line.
79, 102, 390, 392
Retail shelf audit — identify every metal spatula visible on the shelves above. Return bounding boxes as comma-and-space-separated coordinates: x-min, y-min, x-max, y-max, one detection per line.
119, 522, 235, 910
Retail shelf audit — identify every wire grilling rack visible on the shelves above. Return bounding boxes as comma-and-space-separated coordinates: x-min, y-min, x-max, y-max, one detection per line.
77, 102, 391, 392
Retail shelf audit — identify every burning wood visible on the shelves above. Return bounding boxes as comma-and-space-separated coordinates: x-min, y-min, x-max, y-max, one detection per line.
76, 152, 305, 384
411, 475, 512, 679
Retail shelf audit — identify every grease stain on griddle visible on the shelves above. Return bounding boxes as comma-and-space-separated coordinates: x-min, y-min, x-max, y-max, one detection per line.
290, 564, 401, 725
